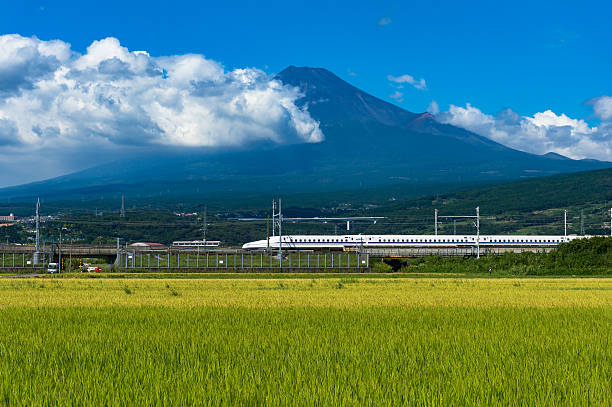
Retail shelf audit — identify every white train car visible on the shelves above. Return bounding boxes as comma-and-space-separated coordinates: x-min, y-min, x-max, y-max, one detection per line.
242, 234, 586, 250
172, 240, 220, 248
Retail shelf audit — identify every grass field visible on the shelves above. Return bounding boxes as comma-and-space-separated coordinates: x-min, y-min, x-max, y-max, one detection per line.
1, 277, 611, 405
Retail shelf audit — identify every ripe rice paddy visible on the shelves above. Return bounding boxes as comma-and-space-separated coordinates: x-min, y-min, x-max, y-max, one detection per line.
1, 277, 611, 405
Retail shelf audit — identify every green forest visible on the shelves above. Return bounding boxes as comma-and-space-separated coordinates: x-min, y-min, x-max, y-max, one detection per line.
1, 168, 610, 245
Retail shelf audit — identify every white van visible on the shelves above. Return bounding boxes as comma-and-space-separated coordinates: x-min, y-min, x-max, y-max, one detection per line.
47, 263, 59, 273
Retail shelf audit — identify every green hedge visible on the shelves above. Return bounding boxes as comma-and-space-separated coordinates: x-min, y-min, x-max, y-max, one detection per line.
396, 237, 612, 275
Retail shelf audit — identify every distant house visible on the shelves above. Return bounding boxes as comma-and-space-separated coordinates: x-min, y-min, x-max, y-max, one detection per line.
0, 213, 15, 222
129, 242, 165, 248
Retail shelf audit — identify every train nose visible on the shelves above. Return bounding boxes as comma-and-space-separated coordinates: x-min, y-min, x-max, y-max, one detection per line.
243, 239, 267, 250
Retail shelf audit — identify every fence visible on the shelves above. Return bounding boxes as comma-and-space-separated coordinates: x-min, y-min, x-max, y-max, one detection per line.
117, 251, 369, 271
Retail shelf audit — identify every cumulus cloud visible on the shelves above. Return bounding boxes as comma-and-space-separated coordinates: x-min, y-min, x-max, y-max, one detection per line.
437, 102, 612, 161
387, 74, 427, 90
590, 96, 612, 121
0, 34, 323, 184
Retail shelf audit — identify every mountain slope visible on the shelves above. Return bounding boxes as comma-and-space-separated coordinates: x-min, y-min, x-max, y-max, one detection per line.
0, 66, 609, 202
362, 167, 612, 236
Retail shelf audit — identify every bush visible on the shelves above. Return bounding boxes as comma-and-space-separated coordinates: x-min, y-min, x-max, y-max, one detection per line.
396, 237, 612, 275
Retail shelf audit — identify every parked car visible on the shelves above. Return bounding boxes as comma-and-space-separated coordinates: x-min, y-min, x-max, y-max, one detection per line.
47, 263, 59, 274
87, 266, 102, 273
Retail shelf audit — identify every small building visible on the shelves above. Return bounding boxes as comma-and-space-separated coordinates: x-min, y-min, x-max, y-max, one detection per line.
0, 213, 15, 222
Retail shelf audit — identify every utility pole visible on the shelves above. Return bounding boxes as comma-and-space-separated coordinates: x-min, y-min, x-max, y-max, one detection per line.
438, 210, 488, 257
120, 195, 125, 218
610, 208, 612, 237
59, 227, 63, 272
202, 206, 207, 242
271, 200, 276, 236
116, 237, 121, 267
278, 199, 282, 268
580, 209, 584, 235
476, 206, 480, 259
34, 197, 41, 264
564, 210, 567, 238
434, 209, 438, 235
266, 214, 270, 250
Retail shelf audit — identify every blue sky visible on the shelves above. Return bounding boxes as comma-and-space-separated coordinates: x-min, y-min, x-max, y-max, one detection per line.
0, 0, 611, 186
4, 0, 609, 118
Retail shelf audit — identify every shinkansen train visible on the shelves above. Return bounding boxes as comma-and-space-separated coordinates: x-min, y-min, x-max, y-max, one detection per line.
242, 234, 586, 250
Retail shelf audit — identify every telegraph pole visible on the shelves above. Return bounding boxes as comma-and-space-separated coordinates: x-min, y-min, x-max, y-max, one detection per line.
33, 198, 41, 264
564, 210, 567, 238
434, 209, 438, 235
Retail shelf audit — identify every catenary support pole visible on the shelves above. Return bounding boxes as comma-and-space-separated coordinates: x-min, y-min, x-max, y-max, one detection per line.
278, 199, 282, 269
476, 206, 480, 259
435, 209, 438, 235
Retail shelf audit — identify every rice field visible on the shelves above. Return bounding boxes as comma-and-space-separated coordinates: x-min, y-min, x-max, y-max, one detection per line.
1, 277, 611, 405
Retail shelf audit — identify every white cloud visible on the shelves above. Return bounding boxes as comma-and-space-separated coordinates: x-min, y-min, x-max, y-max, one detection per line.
389, 91, 403, 102
378, 17, 392, 26
590, 96, 612, 121
437, 103, 612, 161
387, 74, 427, 90
427, 101, 439, 115
0, 35, 323, 185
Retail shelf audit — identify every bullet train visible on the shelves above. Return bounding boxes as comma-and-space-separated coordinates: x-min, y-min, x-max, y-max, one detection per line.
242, 234, 586, 250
